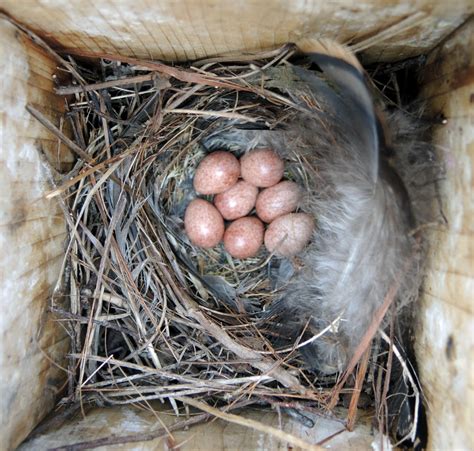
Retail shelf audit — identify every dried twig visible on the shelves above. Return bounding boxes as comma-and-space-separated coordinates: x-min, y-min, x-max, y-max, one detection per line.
55, 74, 170, 95
346, 347, 371, 431
176, 396, 323, 451
26, 105, 91, 162
379, 330, 421, 445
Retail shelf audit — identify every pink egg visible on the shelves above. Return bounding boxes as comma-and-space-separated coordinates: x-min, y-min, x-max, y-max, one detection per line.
184, 199, 224, 248
256, 181, 302, 223
240, 148, 284, 188
214, 180, 259, 220
193, 151, 240, 194
224, 217, 264, 259
264, 213, 314, 257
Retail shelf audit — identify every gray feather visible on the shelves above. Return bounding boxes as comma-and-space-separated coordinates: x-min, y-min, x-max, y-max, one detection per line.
202, 60, 426, 375
198, 43, 436, 446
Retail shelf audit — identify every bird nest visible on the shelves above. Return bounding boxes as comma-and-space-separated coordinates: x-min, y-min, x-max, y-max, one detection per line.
53, 45, 326, 404
21, 24, 438, 447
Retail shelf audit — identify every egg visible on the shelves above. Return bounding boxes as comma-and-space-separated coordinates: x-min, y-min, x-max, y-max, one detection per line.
214, 180, 259, 220
224, 217, 264, 259
240, 148, 284, 188
256, 181, 302, 223
264, 213, 314, 257
193, 151, 240, 194
184, 199, 224, 248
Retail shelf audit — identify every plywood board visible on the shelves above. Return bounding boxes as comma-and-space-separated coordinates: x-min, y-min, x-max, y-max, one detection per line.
19, 405, 376, 450
0, 20, 73, 451
417, 19, 474, 451
1, 1, 472, 63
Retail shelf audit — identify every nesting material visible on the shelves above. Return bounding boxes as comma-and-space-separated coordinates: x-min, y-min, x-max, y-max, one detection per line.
46, 45, 330, 416
23, 33, 440, 448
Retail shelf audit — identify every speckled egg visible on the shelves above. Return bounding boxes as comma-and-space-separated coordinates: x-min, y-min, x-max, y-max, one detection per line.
193, 151, 240, 194
214, 180, 259, 220
264, 213, 314, 257
240, 148, 284, 188
256, 181, 302, 223
184, 199, 224, 248
224, 217, 264, 259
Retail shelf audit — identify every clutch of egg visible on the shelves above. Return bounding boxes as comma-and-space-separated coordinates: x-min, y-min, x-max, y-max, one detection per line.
184, 149, 315, 258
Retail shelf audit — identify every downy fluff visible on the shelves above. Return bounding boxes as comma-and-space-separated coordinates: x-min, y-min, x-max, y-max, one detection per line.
201, 39, 437, 443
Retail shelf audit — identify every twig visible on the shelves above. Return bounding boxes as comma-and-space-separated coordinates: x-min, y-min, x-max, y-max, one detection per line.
27, 105, 133, 195
176, 292, 304, 391
51, 49, 253, 92
316, 428, 347, 446
51, 307, 139, 340
55, 74, 170, 95
26, 105, 92, 162
176, 396, 323, 451
346, 347, 371, 431
259, 315, 342, 355
162, 108, 260, 123
380, 330, 420, 445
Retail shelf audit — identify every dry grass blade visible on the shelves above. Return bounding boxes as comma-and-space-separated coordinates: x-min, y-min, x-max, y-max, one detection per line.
26, 105, 91, 162
55, 73, 171, 95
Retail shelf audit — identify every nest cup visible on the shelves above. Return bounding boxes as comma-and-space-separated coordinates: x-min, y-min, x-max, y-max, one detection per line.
163, 133, 310, 297
51, 46, 329, 410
